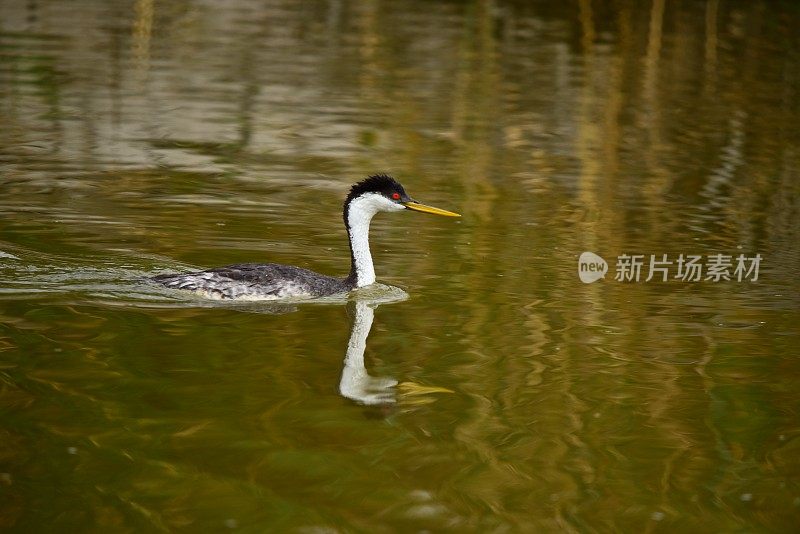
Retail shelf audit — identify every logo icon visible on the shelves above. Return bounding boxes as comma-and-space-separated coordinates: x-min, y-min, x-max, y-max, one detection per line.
578, 252, 608, 284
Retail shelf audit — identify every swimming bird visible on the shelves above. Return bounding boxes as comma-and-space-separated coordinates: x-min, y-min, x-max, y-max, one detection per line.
152, 174, 460, 300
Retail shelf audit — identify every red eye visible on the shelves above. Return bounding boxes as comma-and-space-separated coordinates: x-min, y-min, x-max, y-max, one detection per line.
391, 192, 400, 200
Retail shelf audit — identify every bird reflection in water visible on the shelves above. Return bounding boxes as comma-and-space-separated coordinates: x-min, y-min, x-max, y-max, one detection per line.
339, 299, 397, 405
339, 290, 454, 406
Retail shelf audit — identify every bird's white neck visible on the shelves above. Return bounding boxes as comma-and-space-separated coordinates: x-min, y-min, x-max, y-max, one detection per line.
344, 191, 406, 288
345, 194, 381, 287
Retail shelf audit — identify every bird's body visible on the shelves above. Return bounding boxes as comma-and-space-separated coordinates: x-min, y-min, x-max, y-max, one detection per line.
152, 175, 459, 300
152, 263, 352, 300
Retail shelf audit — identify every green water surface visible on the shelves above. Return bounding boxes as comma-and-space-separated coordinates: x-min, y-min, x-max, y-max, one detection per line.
1, 0, 799, 531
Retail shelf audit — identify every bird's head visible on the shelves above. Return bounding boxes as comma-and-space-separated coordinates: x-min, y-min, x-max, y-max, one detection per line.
344, 174, 460, 219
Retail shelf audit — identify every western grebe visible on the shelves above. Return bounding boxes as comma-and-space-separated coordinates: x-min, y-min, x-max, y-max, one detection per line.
152, 174, 460, 300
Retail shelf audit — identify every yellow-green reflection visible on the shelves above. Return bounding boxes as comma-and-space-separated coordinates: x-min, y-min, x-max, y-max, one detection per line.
0, 0, 799, 531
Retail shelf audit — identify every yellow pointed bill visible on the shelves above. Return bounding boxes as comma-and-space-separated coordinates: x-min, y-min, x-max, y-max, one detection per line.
403, 201, 461, 217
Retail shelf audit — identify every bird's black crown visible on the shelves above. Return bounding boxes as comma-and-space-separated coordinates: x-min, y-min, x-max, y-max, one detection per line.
345, 174, 410, 205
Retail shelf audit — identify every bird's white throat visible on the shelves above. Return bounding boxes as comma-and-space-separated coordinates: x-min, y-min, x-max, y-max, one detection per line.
346, 193, 404, 287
